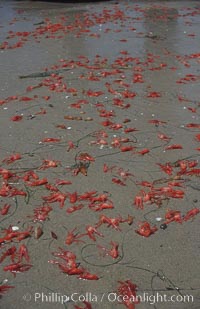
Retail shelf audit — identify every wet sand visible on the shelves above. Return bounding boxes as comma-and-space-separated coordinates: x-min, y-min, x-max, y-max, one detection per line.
0, 1, 200, 308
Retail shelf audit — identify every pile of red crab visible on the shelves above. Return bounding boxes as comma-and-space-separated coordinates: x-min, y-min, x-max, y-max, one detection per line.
0, 2, 200, 309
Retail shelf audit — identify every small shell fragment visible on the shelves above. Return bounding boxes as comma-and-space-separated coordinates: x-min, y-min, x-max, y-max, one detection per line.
34, 226, 43, 239
160, 223, 168, 230
79, 165, 88, 176
64, 115, 82, 120
12, 226, 19, 231
84, 117, 93, 121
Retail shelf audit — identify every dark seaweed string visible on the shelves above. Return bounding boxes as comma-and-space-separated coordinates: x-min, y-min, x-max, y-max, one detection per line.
80, 228, 133, 267
126, 265, 185, 309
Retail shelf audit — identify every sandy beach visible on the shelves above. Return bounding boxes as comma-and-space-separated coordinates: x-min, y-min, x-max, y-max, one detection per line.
0, 1, 200, 308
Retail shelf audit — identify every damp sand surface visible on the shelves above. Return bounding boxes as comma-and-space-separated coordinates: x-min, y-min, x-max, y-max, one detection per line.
0, 1, 200, 309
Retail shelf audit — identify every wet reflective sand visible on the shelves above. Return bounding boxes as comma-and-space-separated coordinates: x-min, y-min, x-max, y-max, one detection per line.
0, 1, 200, 308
